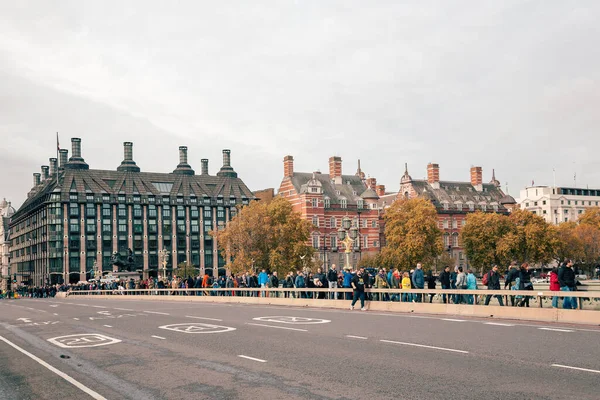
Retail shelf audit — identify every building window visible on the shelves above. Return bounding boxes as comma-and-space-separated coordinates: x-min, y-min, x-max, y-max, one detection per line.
330, 217, 336, 228
330, 236, 337, 249
452, 220, 458, 229
468, 204, 474, 211
444, 234, 449, 247
163, 207, 171, 218
453, 234, 459, 247
311, 198, 318, 208
118, 205, 127, 217
456, 203, 462, 210
148, 206, 157, 218
443, 202, 449, 210
312, 216, 319, 227
177, 206, 185, 218
324, 198, 330, 208
443, 220, 448, 229
340, 199, 347, 208
312, 235, 319, 249
363, 236, 368, 249
543, 200, 547, 205
204, 207, 212, 218
133, 205, 142, 218
357, 199, 364, 209
371, 220, 376, 228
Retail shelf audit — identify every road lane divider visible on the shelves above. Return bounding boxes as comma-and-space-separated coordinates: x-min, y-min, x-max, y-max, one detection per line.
0, 335, 107, 400
346, 335, 368, 340
151, 335, 166, 340
113, 308, 134, 311
238, 355, 267, 363
143, 311, 170, 315
246, 323, 307, 332
185, 316, 223, 322
103, 325, 113, 328
552, 364, 600, 374
380, 340, 469, 354
538, 328, 574, 333
484, 322, 515, 327
441, 318, 466, 322
73, 318, 79, 321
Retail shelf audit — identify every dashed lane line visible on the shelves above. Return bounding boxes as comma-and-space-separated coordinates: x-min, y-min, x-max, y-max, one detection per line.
246, 323, 308, 332
185, 316, 223, 322
484, 322, 515, 327
380, 340, 469, 354
151, 335, 166, 340
538, 328, 574, 333
113, 308, 134, 311
441, 318, 466, 322
551, 364, 600, 374
238, 355, 267, 363
346, 335, 368, 340
143, 311, 170, 315
73, 318, 80, 321
103, 325, 113, 328
0, 335, 107, 400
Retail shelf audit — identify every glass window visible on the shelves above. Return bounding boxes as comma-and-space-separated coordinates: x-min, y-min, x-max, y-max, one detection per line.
312, 198, 318, 208
163, 207, 171, 218
148, 206, 157, 218
312, 236, 319, 249
133, 205, 142, 218
340, 199, 347, 208
177, 206, 185, 218
312, 216, 319, 227
118, 205, 127, 217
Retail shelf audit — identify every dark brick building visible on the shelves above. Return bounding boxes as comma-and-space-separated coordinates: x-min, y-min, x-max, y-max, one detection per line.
10, 138, 253, 285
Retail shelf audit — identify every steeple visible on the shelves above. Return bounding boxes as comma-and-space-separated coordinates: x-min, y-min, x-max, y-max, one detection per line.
400, 162, 412, 184
490, 168, 501, 187
356, 159, 365, 180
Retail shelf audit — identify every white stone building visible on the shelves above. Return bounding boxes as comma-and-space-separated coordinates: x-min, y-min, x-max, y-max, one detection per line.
1, 198, 16, 291
517, 186, 600, 225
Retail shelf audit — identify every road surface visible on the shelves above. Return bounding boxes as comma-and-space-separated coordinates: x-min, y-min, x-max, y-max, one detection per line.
1, 297, 599, 399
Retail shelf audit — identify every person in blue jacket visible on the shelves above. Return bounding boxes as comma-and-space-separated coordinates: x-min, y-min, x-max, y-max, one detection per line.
411, 263, 425, 302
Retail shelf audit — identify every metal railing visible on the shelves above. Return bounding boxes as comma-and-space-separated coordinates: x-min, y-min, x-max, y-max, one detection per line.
66, 287, 600, 310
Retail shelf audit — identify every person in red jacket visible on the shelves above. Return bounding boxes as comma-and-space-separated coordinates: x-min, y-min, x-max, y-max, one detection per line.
550, 267, 560, 308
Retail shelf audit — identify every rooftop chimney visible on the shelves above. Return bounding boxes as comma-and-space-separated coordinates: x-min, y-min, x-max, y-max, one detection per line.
59, 149, 68, 169
41, 165, 49, 180
217, 149, 238, 178
201, 159, 209, 175
471, 166, 483, 191
376, 184, 386, 197
329, 156, 342, 183
33, 173, 41, 186
65, 137, 89, 170
117, 141, 141, 172
366, 177, 377, 189
283, 155, 294, 178
427, 163, 440, 189
172, 146, 195, 175
49, 158, 58, 176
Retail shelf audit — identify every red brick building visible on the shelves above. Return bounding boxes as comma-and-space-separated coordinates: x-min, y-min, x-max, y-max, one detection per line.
380, 163, 516, 269
278, 156, 382, 268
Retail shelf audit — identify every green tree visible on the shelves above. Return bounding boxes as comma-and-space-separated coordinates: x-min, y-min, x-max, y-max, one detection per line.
174, 262, 198, 279
213, 197, 315, 275
381, 197, 443, 271
460, 212, 513, 273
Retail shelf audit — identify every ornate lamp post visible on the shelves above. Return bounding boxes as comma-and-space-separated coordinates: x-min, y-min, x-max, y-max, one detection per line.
337, 217, 358, 270
159, 249, 169, 280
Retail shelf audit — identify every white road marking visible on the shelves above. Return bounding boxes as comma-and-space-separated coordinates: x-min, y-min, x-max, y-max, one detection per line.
49, 305, 59, 308
253, 316, 331, 325
103, 325, 113, 328
113, 308, 134, 311
0, 335, 107, 400
346, 335, 368, 340
246, 323, 307, 332
17, 318, 32, 323
73, 318, 80, 321
485, 322, 515, 327
184, 316, 223, 322
539, 328, 574, 333
380, 340, 469, 354
91, 305, 107, 309
552, 364, 600, 374
151, 335, 166, 340
441, 318, 466, 322
53, 313, 59, 316
238, 355, 267, 363
143, 311, 170, 315
48, 334, 122, 348
159, 323, 236, 334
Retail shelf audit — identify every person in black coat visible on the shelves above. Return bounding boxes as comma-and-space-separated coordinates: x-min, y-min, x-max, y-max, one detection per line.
426, 270, 437, 303
438, 266, 451, 303
517, 263, 533, 307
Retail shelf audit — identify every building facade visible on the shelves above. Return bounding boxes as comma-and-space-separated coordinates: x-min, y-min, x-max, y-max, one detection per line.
382, 163, 516, 269
9, 138, 254, 285
518, 186, 600, 225
278, 155, 382, 269
1, 198, 16, 291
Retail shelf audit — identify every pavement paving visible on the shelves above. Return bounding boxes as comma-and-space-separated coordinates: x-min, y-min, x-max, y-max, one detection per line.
1, 297, 600, 400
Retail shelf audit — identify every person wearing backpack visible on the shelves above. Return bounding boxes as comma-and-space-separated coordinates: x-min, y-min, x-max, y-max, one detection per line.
484, 265, 504, 306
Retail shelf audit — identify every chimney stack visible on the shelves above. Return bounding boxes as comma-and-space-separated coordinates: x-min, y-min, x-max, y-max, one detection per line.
216, 149, 238, 178
471, 166, 483, 191
201, 159, 209, 175
172, 146, 195, 175
427, 163, 440, 188
366, 177, 377, 189
66, 137, 89, 169
33, 173, 41, 186
329, 156, 342, 182
376, 185, 386, 197
41, 165, 49, 180
59, 149, 68, 169
117, 142, 141, 172
49, 158, 58, 176
283, 155, 294, 178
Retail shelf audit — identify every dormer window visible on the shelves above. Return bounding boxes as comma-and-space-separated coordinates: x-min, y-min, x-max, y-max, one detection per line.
442, 202, 449, 210
469, 203, 475, 211
336, 190, 341, 196
324, 198, 330, 208
357, 199, 364, 209
352, 191, 357, 196
482, 204, 487, 212
311, 187, 319, 193
456, 202, 462, 210
340, 198, 347, 208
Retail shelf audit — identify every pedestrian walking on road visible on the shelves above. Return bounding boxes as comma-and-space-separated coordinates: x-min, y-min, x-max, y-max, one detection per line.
484, 265, 504, 306
350, 269, 367, 310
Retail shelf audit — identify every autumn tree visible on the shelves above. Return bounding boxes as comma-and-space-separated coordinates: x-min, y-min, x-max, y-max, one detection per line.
213, 197, 315, 276
460, 212, 513, 273
578, 207, 600, 228
381, 197, 443, 271
553, 222, 584, 263
174, 262, 199, 279
496, 209, 557, 265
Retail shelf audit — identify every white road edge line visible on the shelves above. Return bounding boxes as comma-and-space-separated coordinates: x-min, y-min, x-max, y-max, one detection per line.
539, 328, 574, 333
238, 355, 267, 363
73, 318, 79, 321
441, 319, 466, 322
143, 311, 170, 315
246, 323, 307, 332
151, 335, 166, 340
103, 325, 113, 328
552, 364, 600, 374
185, 316, 223, 322
0, 335, 107, 400
484, 322, 515, 327
380, 340, 469, 354
346, 335, 368, 340
113, 308, 134, 311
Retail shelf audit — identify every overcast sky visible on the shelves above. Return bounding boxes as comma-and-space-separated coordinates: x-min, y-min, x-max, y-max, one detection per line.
1, 1, 599, 208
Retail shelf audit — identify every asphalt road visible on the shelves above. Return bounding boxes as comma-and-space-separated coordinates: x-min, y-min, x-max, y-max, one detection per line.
1, 297, 599, 400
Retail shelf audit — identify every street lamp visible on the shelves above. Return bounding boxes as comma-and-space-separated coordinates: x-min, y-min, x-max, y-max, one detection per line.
159, 249, 169, 280
338, 217, 358, 270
